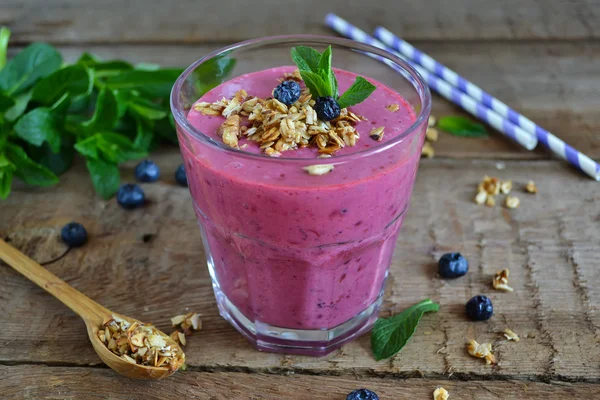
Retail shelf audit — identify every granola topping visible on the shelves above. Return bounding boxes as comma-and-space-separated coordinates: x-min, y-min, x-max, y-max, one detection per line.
303, 164, 334, 176
467, 339, 496, 365
493, 268, 514, 292
369, 126, 385, 141
98, 315, 185, 371
433, 387, 449, 400
193, 72, 365, 157
386, 103, 400, 112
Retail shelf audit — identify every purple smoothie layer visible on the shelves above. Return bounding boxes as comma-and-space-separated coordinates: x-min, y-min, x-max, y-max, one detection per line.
179, 66, 424, 330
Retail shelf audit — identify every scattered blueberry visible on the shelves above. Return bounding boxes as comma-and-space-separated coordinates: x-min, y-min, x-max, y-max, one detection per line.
117, 184, 145, 209
175, 164, 188, 187
314, 96, 341, 121
273, 80, 301, 106
346, 389, 379, 400
60, 222, 88, 247
438, 252, 469, 278
134, 160, 160, 183
466, 295, 493, 321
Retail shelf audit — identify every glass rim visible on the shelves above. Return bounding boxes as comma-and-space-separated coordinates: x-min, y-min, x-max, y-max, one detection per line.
170, 34, 432, 162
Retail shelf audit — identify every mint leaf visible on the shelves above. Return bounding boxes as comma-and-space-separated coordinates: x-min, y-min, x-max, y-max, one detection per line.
113, 90, 130, 120
74, 136, 100, 159
76, 132, 146, 164
27, 141, 74, 176
0, 43, 62, 95
371, 299, 439, 361
135, 62, 161, 71
5, 143, 59, 186
4, 90, 32, 122
81, 88, 118, 133
317, 46, 337, 97
31, 65, 93, 105
104, 69, 183, 98
14, 108, 63, 153
85, 157, 120, 199
291, 46, 321, 73
128, 95, 168, 120
438, 116, 488, 137
0, 92, 15, 112
0, 27, 10, 70
51, 93, 72, 115
0, 153, 16, 200
337, 76, 376, 109
298, 70, 330, 98
192, 54, 237, 95
133, 117, 155, 151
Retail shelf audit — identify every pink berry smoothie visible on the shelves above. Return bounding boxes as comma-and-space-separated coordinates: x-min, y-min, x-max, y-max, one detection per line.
177, 66, 425, 334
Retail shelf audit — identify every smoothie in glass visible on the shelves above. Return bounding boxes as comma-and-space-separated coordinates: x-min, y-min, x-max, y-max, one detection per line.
172, 37, 430, 355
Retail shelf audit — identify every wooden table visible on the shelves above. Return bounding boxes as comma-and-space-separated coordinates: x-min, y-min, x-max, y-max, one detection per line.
2, 2, 599, 398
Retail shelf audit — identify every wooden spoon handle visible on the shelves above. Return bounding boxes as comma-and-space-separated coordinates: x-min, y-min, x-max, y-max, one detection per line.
0, 238, 110, 325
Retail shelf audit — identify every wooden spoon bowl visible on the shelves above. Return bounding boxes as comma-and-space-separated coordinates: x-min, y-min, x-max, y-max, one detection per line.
0, 238, 184, 380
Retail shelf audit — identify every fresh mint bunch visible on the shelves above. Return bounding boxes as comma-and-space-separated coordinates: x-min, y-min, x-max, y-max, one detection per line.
0, 28, 235, 200
290, 45, 376, 109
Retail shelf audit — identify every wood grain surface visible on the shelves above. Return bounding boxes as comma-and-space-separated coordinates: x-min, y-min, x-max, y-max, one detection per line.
2, 0, 600, 43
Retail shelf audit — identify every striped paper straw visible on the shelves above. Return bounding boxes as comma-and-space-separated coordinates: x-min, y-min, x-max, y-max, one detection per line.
324, 13, 537, 151
374, 26, 600, 181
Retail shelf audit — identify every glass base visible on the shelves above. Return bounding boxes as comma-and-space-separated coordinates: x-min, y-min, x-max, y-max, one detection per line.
213, 285, 382, 356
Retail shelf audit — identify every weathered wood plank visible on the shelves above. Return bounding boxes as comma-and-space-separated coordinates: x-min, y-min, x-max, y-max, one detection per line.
2, 0, 599, 43
2, 365, 599, 400
8, 41, 600, 159
1, 151, 599, 381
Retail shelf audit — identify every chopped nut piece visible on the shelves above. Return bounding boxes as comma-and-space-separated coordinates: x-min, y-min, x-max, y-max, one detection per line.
505, 195, 520, 209
480, 175, 500, 195
369, 126, 385, 141
303, 164, 334, 176
425, 128, 438, 142
474, 190, 487, 205
98, 315, 185, 371
525, 180, 537, 194
170, 315, 186, 326
493, 268, 514, 292
217, 115, 241, 148
421, 142, 435, 158
433, 387, 449, 400
485, 195, 496, 207
504, 328, 520, 341
428, 115, 437, 127
467, 339, 496, 365
500, 180, 512, 194
177, 332, 187, 346
386, 103, 400, 112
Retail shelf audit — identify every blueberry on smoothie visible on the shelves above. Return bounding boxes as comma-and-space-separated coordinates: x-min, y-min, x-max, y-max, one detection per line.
314, 96, 341, 121
134, 160, 160, 183
466, 295, 493, 321
438, 252, 469, 278
347, 389, 379, 400
273, 80, 301, 106
175, 164, 188, 187
60, 222, 88, 247
117, 184, 145, 209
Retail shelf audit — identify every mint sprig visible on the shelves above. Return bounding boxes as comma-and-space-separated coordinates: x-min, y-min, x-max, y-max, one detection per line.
0, 26, 236, 200
291, 45, 375, 108
438, 116, 488, 138
371, 298, 439, 361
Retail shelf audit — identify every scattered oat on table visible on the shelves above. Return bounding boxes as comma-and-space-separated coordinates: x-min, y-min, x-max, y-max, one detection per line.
467, 339, 496, 365
504, 328, 520, 341
433, 387, 449, 400
428, 115, 437, 127
98, 315, 185, 370
422, 141, 435, 158
169, 312, 202, 346
426, 127, 438, 142
525, 180, 538, 194
485, 195, 496, 207
493, 268, 513, 292
505, 195, 520, 209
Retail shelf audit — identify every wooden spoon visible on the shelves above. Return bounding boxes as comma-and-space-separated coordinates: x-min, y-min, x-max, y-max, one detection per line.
0, 238, 184, 379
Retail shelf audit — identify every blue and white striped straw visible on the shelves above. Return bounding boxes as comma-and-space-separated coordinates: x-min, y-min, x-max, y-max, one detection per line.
325, 14, 537, 151
374, 26, 600, 181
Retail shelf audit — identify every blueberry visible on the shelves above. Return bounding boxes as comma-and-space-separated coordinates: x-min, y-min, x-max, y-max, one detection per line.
60, 222, 88, 247
438, 252, 469, 278
314, 96, 341, 121
466, 295, 493, 321
117, 184, 145, 209
346, 389, 379, 400
134, 160, 160, 183
273, 80, 301, 106
175, 164, 188, 187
